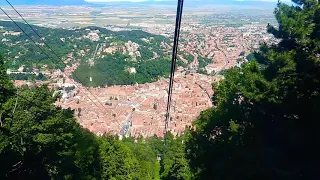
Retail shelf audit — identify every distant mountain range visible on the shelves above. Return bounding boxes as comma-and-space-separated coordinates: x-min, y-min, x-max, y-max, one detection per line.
0, 0, 280, 7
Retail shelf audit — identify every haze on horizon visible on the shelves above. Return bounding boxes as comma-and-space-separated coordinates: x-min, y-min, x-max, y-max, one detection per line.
0, 0, 289, 6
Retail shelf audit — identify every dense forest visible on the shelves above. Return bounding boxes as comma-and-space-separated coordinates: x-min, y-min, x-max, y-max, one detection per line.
73, 52, 171, 87
72, 27, 173, 87
0, 21, 175, 86
0, 21, 75, 69
185, 0, 320, 178
1, 0, 320, 179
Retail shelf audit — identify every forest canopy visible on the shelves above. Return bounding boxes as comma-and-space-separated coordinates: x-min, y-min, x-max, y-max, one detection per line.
0, 21, 176, 85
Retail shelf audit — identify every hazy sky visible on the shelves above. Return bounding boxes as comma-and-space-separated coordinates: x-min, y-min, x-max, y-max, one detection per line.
84, 0, 285, 2
1, 0, 290, 5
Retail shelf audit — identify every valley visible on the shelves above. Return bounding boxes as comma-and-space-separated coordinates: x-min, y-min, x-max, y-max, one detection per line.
1, 4, 277, 137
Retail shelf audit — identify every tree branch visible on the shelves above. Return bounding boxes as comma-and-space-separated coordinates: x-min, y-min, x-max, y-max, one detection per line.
10, 161, 23, 173
12, 89, 19, 115
0, 112, 3, 127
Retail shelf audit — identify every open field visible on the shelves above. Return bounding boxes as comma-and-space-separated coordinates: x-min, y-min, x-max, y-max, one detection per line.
0, 5, 276, 31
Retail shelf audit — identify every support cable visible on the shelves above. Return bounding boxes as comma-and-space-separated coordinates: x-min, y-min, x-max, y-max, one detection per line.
3, 1, 109, 113
165, 0, 184, 131
0, 7, 108, 114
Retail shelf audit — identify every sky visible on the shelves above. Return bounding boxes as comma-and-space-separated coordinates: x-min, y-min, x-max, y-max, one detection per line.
0, 0, 290, 6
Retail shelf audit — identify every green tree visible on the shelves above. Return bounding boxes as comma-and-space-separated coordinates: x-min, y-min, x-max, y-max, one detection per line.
99, 137, 140, 180
125, 139, 160, 180
186, 0, 320, 179
0, 55, 14, 104
161, 132, 193, 180
0, 83, 101, 179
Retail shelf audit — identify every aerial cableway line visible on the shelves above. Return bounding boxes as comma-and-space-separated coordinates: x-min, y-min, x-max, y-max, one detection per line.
165, 0, 184, 131
0, 2, 140, 131
0, 3, 109, 114
1, 0, 185, 136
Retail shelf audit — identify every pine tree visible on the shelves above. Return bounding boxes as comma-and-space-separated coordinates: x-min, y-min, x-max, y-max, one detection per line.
0, 65, 101, 179
186, 0, 320, 179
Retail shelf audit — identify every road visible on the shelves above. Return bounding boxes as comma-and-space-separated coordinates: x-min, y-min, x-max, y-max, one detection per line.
120, 107, 134, 136
214, 40, 229, 71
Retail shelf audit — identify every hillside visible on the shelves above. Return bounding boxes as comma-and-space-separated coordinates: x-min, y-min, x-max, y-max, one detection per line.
0, 21, 73, 70
0, 21, 182, 86
72, 26, 174, 86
